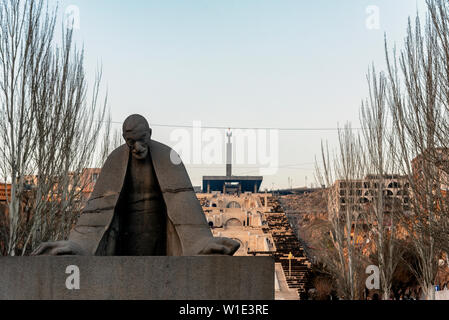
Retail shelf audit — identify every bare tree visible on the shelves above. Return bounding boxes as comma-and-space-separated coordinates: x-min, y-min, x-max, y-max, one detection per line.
360, 66, 404, 300
316, 126, 367, 300
0, 0, 107, 256
313, 0, 449, 300
99, 114, 121, 167
425, 0, 449, 256
384, 3, 447, 299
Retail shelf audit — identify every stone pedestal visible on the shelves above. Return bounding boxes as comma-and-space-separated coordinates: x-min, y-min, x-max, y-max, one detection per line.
0, 256, 274, 300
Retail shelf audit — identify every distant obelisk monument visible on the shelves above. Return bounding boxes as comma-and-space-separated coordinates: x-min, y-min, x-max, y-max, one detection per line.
202, 129, 263, 194
226, 129, 232, 177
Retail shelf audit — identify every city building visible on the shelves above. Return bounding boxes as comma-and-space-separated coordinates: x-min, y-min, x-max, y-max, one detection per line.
197, 192, 274, 256
0, 183, 11, 217
412, 147, 449, 192
329, 174, 411, 218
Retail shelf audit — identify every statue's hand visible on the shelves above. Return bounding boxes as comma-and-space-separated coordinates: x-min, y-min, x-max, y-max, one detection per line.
199, 237, 240, 256
31, 241, 86, 256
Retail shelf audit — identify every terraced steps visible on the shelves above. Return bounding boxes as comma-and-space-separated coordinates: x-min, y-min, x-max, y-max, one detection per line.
264, 197, 313, 300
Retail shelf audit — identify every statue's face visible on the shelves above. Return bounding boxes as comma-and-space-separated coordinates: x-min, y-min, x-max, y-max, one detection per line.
124, 127, 152, 160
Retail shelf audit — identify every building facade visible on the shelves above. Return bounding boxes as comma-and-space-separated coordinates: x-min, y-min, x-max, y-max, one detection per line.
197, 192, 274, 256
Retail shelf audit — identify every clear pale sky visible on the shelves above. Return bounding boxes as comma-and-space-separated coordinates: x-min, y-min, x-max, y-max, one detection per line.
49, 0, 426, 189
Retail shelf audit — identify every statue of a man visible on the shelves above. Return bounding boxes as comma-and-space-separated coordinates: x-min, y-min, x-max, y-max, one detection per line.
33, 115, 239, 256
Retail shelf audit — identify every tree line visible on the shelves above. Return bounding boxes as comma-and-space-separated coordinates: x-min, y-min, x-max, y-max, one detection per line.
315, 0, 449, 300
0, 0, 119, 256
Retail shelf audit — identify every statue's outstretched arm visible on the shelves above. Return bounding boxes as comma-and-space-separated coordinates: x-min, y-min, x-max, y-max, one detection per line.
31, 240, 88, 256
198, 237, 240, 256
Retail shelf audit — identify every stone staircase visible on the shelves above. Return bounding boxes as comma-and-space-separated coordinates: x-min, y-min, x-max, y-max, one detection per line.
264, 197, 313, 299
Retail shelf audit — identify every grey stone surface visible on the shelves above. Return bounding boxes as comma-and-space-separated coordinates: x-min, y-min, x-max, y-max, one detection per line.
0, 256, 274, 300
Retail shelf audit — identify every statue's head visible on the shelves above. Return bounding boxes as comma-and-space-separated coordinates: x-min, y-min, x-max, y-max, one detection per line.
122, 114, 152, 160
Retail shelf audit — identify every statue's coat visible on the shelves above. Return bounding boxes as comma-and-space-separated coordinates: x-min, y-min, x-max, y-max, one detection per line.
69, 140, 213, 256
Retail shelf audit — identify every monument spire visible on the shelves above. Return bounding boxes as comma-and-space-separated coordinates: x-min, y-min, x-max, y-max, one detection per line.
226, 129, 232, 177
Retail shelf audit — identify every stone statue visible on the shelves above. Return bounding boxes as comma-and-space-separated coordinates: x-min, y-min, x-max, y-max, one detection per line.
32, 115, 240, 256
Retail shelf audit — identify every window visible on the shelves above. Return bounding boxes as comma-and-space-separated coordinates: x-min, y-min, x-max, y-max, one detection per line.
227, 201, 241, 209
